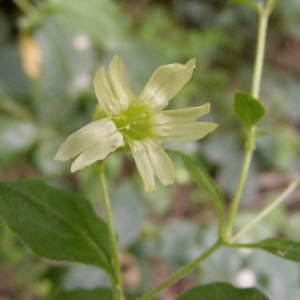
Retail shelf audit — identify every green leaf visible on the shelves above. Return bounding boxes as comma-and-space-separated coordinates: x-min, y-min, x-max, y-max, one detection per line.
229, 0, 260, 12
177, 282, 269, 300
234, 92, 265, 127
175, 152, 224, 227
249, 238, 300, 262
0, 180, 113, 275
50, 288, 113, 300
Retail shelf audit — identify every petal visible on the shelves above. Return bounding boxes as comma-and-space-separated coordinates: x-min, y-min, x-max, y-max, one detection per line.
55, 118, 117, 161
140, 58, 196, 110
129, 140, 155, 192
144, 139, 174, 186
152, 103, 210, 125
107, 55, 135, 111
70, 131, 124, 172
93, 56, 134, 115
154, 122, 218, 142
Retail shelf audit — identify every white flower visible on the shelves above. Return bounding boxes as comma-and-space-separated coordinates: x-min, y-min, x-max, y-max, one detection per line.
55, 56, 217, 192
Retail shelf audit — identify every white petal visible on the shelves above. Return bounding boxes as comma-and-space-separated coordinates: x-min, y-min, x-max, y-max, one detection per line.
140, 58, 196, 110
55, 119, 117, 161
129, 140, 155, 192
144, 139, 174, 186
93, 67, 122, 115
93, 56, 134, 115
107, 55, 134, 111
70, 131, 124, 172
155, 122, 218, 142
152, 103, 211, 125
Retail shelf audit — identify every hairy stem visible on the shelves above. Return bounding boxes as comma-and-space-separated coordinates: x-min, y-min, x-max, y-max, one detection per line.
230, 177, 300, 242
139, 240, 222, 300
98, 162, 125, 300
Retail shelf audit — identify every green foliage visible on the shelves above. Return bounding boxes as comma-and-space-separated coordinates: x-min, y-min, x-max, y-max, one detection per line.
175, 152, 224, 228
248, 238, 300, 262
234, 92, 265, 127
51, 288, 113, 300
0, 180, 113, 275
230, 0, 260, 12
177, 282, 268, 300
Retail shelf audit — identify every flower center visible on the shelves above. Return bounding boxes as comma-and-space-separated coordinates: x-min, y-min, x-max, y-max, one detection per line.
112, 102, 154, 141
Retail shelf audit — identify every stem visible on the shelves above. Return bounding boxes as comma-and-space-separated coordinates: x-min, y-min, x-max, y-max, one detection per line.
98, 162, 125, 300
224, 127, 256, 238
11, 0, 39, 15
230, 177, 300, 242
139, 240, 222, 300
224, 7, 270, 238
251, 9, 269, 98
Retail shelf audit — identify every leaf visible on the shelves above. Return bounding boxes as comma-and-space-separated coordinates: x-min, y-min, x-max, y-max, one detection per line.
175, 152, 224, 226
234, 92, 265, 127
0, 180, 113, 275
229, 0, 260, 12
177, 282, 269, 300
249, 238, 300, 262
50, 288, 113, 300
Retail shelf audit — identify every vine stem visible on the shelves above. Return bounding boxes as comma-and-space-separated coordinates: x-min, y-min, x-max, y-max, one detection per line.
98, 162, 125, 300
138, 240, 222, 300
230, 177, 300, 242
224, 5, 270, 238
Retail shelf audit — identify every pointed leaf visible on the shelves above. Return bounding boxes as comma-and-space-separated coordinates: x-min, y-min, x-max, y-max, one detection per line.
230, 0, 260, 12
248, 238, 300, 262
234, 92, 265, 127
0, 180, 113, 275
174, 152, 224, 228
178, 282, 269, 300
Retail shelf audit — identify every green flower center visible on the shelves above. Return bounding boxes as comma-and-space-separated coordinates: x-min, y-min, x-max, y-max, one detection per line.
112, 101, 154, 141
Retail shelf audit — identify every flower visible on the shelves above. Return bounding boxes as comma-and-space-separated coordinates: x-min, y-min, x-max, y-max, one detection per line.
55, 56, 217, 192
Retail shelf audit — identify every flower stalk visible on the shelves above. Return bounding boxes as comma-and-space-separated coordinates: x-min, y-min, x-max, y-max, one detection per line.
139, 240, 223, 300
98, 162, 125, 300
224, 2, 272, 239
230, 177, 300, 242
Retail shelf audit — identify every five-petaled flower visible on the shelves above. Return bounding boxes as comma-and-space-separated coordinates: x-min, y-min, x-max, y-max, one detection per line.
55, 56, 217, 192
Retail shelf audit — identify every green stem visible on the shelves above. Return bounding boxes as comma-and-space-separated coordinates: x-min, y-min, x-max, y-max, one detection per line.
139, 240, 222, 300
11, 0, 39, 15
230, 177, 300, 242
224, 126, 256, 238
251, 9, 269, 99
224, 6, 270, 238
98, 162, 125, 300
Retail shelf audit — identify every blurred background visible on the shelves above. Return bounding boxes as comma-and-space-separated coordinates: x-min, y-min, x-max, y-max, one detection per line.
0, 0, 300, 299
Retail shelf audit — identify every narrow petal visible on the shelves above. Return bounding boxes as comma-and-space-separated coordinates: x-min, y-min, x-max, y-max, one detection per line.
70, 131, 124, 172
93, 67, 122, 115
144, 139, 174, 186
129, 140, 155, 192
140, 58, 196, 110
107, 55, 135, 111
55, 119, 117, 161
154, 122, 218, 142
152, 103, 211, 125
